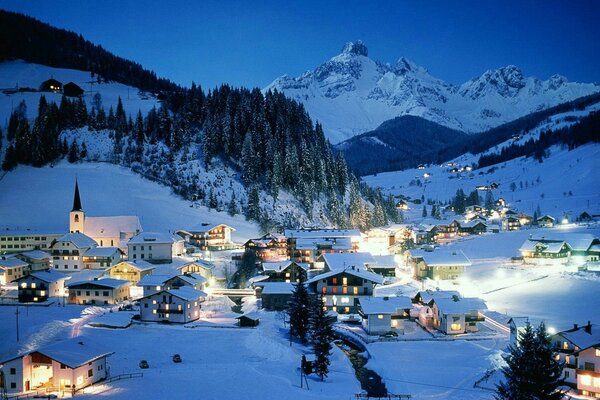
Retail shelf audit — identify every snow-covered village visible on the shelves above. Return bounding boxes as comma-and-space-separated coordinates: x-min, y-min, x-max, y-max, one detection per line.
0, 3, 599, 400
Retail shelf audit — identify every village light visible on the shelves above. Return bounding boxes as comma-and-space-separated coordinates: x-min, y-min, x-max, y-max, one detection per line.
547, 326, 556, 334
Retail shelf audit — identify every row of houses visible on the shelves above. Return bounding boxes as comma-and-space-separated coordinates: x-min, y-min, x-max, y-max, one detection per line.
519, 234, 600, 266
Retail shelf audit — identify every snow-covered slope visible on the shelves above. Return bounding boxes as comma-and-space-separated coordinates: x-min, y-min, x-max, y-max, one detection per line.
266, 41, 600, 143
0, 161, 261, 242
0, 60, 159, 125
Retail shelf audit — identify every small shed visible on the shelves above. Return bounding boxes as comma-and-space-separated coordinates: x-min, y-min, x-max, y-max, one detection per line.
236, 312, 260, 327
63, 82, 85, 97
40, 78, 63, 92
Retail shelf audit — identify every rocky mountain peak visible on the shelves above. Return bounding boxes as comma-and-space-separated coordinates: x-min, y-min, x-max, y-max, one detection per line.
341, 41, 368, 57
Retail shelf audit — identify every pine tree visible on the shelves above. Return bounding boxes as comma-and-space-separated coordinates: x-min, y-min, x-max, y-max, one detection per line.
246, 185, 261, 221
495, 322, 565, 400
80, 142, 88, 160
422, 205, 428, 218
485, 191, 495, 211
309, 294, 334, 381
227, 193, 239, 216
208, 188, 218, 209
287, 274, 310, 344
68, 139, 80, 163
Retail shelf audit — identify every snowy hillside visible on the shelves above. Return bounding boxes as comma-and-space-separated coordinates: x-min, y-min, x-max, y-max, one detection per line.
0, 60, 159, 126
266, 41, 600, 143
0, 161, 261, 242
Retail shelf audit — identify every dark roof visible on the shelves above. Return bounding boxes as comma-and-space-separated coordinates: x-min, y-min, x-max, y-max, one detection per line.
42, 78, 62, 86
63, 82, 84, 96
72, 179, 82, 211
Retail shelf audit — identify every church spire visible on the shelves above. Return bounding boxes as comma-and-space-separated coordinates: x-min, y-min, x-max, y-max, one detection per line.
72, 179, 82, 211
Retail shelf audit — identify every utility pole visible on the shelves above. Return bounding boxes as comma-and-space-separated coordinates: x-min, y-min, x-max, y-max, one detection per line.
15, 306, 20, 342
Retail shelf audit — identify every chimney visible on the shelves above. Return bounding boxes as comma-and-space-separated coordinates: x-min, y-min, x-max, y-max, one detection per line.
585, 321, 592, 334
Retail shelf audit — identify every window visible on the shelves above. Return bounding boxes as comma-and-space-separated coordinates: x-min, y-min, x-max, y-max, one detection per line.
95, 291, 99, 296
86, 291, 90, 296
341, 297, 350, 304
152, 309, 157, 314
584, 362, 595, 371
344, 307, 350, 313
60, 364, 67, 369
10, 382, 16, 389
342, 287, 348, 294
133, 246, 137, 251
377, 314, 384, 320
144, 303, 148, 308
353, 287, 358, 295
596, 349, 600, 357
88, 369, 93, 377
10, 368, 16, 375
342, 277, 348, 286
77, 291, 81, 295
332, 287, 337, 294
103, 291, 109, 296
450, 323, 462, 331
321, 287, 326, 294
332, 277, 337, 285
580, 375, 592, 386
563, 341, 569, 350
31, 283, 36, 289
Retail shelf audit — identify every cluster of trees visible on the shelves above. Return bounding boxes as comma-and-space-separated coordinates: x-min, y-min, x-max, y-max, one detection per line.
449, 189, 494, 214
478, 110, 600, 169
287, 276, 335, 381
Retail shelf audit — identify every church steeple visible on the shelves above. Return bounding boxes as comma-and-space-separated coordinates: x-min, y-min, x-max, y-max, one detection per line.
72, 179, 83, 211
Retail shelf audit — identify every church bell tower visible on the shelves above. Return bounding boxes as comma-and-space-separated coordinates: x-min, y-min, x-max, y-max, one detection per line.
69, 179, 85, 233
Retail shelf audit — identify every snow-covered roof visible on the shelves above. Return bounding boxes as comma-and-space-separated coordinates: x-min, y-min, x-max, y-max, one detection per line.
319, 252, 376, 271
66, 278, 130, 289
55, 232, 97, 248
85, 215, 141, 238
160, 286, 207, 301
34, 339, 114, 369
261, 282, 295, 295
129, 231, 179, 245
248, 275, 270, 285
558, 324, 600, 351
416, 290, 462, 305
459, 220, 487, 228
369, 255, 398, 268
83, 247, 120, 257
111, 260, 156, 272
0, 257, 28, 269
433, 297, 487, 314
295, 237, 354, 250
178, 259, 216, 271
284, 229, 362, 239
519, 240, 570, 253
169, 273, 208, 286
137, 274, 174, 286
18, 269, 67, 283
236, 311, 260, 320
359, 296, 412, 314
0, 229, 62, 237
261, 261, 309, 273
529, 233, 599, 252
412, 250, 472, 267
589, 244, 600, 253
508, 317, 530, 328
18, 250, 51, 260
187, 223, 236, 233
307, 266, 384, 285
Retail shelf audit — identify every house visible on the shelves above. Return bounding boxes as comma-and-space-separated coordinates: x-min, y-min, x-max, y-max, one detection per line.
176, 224, 236, 250
128, 231, 184, 264
0, 339, 113, 394
106, 260, 155, 284
236, 312, 260, 327
136, 274, 173, 297
537, 214, 556, 228
363, 227, 396, 255
284, 229, 362, 264
457, 220, 487, 236
565, 234, 600, 263
431, 296, 487, 334
519, 239, 571, 265
507, 317, 530, 346
177, 259, 215, 279
50, 232, 97, 271
552, 322, 600, 394
502, 216, 521, 231
82, 247, 122, 269
15, 270, 67, 303
395, 199, 409, 210
518, 213, 534, 226
413, 290, 462, 328
243, 232, 288, 262
139, 287, 206, 323
63, 82, 84, 97
259, 282, 295, 311
0, 256, 28, 284
431, 219, 459, 242
358, 296, 412, 335
314, 252, 376, 273
260, 260, 308, 283
307, 266, 384, 314
14, 250, 51, 272
39, 78, 62, 92
366, 255, 398, 277
410, 249, 472, 280
69, 180, 142, 251
137, 272, 208, 297
0, 230, 62, 253
66, 278, 131, 305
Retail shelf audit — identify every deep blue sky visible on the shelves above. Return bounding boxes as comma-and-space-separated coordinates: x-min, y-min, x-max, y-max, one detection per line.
2, 1, 599, 89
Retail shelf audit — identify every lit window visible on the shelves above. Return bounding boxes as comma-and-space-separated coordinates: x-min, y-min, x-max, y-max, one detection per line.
33, 297, 38, 301
322, 287, 326, 294
165, 304, 169, 310
377, 314, 384, 320
152, 310, 157, 314
450, 323, 462, 331
152, 300, 157, 304
344, 307, 350, 313
156, 286, 161, 290
342, 277, 348, 286
20, 282, 27, 288
322, 297, 327, 303
596, 349, 600, 357
580, 375, 592, 386
332, 277, 337, 285
285, 272, 290, 278
40, 291, 45, 296
31, 283, 36, 289
332, 306, 337, 312
165, 313, 170, 318
332, 287, 337, 294
195, 310, 199, 317
593, 377, 600, 388
178, 305, 182, 311
391, 320, 398, 327
341, 297, 350, 304
353, 287, 358, 295
563, 341, 569, 350
322, 306, 327, 311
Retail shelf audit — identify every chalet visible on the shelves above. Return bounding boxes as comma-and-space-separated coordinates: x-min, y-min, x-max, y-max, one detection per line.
519, 239, 571, 265
395, 200, 409, 210
307, 266, 383, 314
260, 260, 308, 283
82, 247, 121, 269
358, 296, 412, 335
431, 219, 459, 242
507, 317, 529, 347
314, 252, 376, 273
106, 260, 155, 284
502, 216, 521, 231
537, 214, 556, 228
139, 287, 206, 323
577, 211, 598, 222
177, 259, 215, 279
39, 78, 62, 92
431, 296, 487, 334
14, 250, 51, 272
15, 270, 67, 303
552, 322, 600, 394
137, 272, 209, 297
457, 220, 487, 236
518, 213, 534, 226
367, 255, 398, 277
363, 227, 396, 255
495, 198, 507, 208
63, 82, 84, 97
566, 234, 600, 263
260, 282, 295, 311
66, 278, 131, 305
128, 231, 184, 264
0, 230, 62, 253
410, 249, 471, 280
50, 232, 97, 271
137, 274, 173, 297
236, 312, 260, 327
243, 232, 288, 262
176, 224, 236, 250
285, 229, 362, 264
0, 256, 28, 284
0, 339, 113, 394
413, 290, 462, 328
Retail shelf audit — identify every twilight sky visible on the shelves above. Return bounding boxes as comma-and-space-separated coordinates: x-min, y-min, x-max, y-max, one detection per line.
2, 1, 599, 89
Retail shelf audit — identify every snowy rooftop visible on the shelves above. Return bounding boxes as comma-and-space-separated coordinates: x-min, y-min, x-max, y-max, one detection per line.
261, 261, 308, 273
369, 255, 398, 268
307, 266, 384, 285
178, 260, 216, 271
83, 247, 121, 257
359, 296, 412, 314
66, 278, 131, 289
160, 286, 207, 301
186, 223, 236, 233
34, 338, 114, 368
558, 324, 600, 351
55, 232, 98, 248
519, 240, 569, 253
170, 273, 208, 286
284, 229, 362, 239
111, 260, 156, 272
129, 231, 179, 245
137, 274, 174, 286
295, 237, 353, 250
85, 215, 141, 238
20, 269, 67, 283
411, 250, 472, 267
319, 252, 376, 271
0, 257, 28, 269
261, 282, 295, 295
416, 290, 462, 305
433, 297, 488, 314
529, 233, 599, 252
18, 250, 51, 260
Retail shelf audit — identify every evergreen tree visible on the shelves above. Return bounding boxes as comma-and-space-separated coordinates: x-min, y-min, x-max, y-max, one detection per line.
246, 185, 261, 221
80, 142, 88, 160
287, 274, 310, 344
453, 189, 466, 214
371, 201, 386, 227
227, 193, 239, 216
68, 139, 80, 163
495, 322, 565, 400
422, 205, 428, 218
208, 188, 218, 209
2, 144, 17, 171
309, 294, 334, 381
485, 191, 495, 211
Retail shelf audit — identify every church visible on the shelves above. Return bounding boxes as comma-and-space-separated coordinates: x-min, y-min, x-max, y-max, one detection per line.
69, 180, 142, 252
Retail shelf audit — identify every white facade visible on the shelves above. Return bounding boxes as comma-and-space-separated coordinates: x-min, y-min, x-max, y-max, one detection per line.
67, 279, 131, 305
50, 233, 97, 271
0, 257, 28, 284
0, 231, 62, 254
16, 270, 66, 302
140, 287, 205, 323
128, 232, 183, 264
576, 346, 600, 397
82, 247, 121, 269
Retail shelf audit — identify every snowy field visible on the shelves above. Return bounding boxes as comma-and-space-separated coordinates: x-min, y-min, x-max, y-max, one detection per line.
0, 161, 260, 242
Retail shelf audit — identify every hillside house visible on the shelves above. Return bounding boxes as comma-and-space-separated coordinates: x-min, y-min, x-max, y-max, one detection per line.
14, 250, 51, 272
15, 270, 67, 303
0, 231, 62, 253
177, 260, 215, 280
537, 214, 556, 228
395, 199, 409, 210
82, 247, 121, 269
106, 260, 155, 284
358, 296, 412, 335
66, 278, 131, 305
457, 220, 487, 236
410, 249, 471, 280
0, 339, 113, 394
39, 78, 62, 92
128, 232, 184, 264
50, 232, 97, 271
367, 255, 398, 277
176, 224, 236, 250
519, 239, 571, 265
260, 282, 295, 311
0, 256, 28, 284
63, 81, 84, 97
285, 229, 362, 264
431, 296, 487, 335
139, 287, 206, 323
431, 219, 459, 242
244, 232, 288, 262
260, 260, 308, 283
502, 216, 521, 231
413, 290, 462, 328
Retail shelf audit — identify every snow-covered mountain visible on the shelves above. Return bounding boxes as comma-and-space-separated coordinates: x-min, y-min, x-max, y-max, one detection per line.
266, 41, 600, 143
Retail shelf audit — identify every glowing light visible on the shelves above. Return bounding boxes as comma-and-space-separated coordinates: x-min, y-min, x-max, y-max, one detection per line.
547, 327, 556, 335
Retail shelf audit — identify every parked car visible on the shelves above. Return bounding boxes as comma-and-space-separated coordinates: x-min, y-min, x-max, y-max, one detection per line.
172, 354, 182, 363
139, 360, 149, 369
